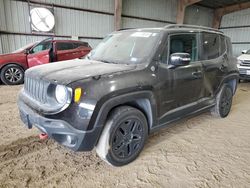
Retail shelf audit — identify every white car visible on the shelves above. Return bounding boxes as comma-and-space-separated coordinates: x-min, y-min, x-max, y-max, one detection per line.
237, 50, 250, 80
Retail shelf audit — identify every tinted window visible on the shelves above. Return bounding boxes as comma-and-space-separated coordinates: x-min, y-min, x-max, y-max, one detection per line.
167, 34, 198, 63
57, 42, 74, 51
31, 41, 51, 54
74, 42, 89, 48
220, 35, 226, 55
201, 33, 220, 60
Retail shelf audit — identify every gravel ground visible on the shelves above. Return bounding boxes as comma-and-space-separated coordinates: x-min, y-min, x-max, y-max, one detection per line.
0, 83, 250, 188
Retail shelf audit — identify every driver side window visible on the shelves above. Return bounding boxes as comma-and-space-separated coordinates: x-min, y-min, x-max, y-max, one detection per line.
30, 41, 52, 54
168, 33, 198, 63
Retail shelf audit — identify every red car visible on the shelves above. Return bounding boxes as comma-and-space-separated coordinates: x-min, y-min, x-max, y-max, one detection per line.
0, 38, 92, 85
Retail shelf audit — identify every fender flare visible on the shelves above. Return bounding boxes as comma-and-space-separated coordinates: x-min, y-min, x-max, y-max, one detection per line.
217, 73, 239, 95
89, 90, 157, 145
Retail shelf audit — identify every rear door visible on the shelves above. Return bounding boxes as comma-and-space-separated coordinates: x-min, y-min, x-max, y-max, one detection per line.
74, 42, 92, 58
158, 32, 204, 124
27, 41, 52, 68
200, 32, 228, 98
56, 42, 78, 61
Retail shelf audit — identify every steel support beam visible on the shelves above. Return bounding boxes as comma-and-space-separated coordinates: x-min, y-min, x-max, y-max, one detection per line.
213, 2, 250, 29
114, 0, 122, 30
176, 0, 201, 24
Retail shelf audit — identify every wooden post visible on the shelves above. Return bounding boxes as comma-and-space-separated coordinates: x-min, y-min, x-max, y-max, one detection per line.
176, 0, 201, 24
212, 2, 250, 29
114, 0, 122, 31
212, 9, 224, 29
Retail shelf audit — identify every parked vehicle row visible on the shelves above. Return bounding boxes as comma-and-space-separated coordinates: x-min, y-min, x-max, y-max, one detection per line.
18, 25, 239, 166
0, 38, 91, 85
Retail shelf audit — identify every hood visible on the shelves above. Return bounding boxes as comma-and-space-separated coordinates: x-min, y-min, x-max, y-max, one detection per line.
26, 59, 137, 85
237, 54, 250, 61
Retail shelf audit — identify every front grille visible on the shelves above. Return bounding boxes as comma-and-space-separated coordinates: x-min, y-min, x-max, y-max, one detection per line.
24, 77, 50, 104
242, 60, 250, 67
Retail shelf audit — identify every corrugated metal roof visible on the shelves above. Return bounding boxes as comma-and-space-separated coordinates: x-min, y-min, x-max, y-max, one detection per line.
184, 5, 214, 27
122, 0, 177, 23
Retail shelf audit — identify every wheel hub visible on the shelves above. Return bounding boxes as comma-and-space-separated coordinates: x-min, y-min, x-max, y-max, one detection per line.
123, 134, 133, 144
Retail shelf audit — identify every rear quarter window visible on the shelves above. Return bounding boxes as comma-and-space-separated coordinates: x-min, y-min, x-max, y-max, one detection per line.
220, 35, 226, 55
226, 37, 233, 55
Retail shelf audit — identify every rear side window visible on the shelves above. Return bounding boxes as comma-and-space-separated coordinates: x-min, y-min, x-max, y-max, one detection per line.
201, 33, 220, 60
226, 37, 233, 55
57, 42, 74, 51
74, 42, 90, 48
220, 35, 226, 55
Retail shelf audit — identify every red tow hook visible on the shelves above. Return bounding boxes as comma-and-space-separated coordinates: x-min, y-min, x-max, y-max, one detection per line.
39, 133, 48, 140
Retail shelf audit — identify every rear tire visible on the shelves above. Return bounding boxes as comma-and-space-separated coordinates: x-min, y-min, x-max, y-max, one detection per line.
96, 106, 148, 166
0, 64, 24, 85
211, 84, 233, 118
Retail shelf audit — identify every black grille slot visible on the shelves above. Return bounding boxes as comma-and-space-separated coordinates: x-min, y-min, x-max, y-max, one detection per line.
24, 77, 49, 104
242, 60, 250, 67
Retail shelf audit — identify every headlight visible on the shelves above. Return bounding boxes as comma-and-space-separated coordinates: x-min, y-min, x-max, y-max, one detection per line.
55, 85, 68, 104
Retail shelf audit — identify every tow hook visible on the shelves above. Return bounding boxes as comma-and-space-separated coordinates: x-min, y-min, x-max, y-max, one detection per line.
39, 133, 48, 140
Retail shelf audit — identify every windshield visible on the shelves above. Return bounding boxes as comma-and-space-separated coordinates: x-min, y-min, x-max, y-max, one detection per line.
246, 50, 250, 54
13, 42, 37, 53
89, 30, 160, 64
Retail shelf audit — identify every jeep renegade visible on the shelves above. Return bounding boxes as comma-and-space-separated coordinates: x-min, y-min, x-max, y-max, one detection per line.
18, 25, 239, 166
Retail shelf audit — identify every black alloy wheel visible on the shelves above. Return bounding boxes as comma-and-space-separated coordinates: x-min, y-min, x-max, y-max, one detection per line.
219, 86, 233, 117
111, 118, 144, 159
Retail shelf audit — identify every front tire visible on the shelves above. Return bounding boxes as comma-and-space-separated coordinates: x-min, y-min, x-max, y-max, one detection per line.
0, 64, 24, 85
96, 106, 148, 166
211, 84, 233, 118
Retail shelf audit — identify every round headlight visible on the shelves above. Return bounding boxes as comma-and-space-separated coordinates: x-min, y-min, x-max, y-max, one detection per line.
55, 85, 68, 104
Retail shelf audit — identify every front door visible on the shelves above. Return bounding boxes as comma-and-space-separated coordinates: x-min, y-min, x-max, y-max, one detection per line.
157, 32, 204, 125
27, 41, 52, 68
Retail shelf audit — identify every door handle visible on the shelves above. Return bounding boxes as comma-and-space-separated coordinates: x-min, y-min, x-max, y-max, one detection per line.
192, 71, 202, 79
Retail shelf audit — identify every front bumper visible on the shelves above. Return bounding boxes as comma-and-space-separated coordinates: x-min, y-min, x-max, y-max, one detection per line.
18, 99, 102, 151
238, 65, 250, 80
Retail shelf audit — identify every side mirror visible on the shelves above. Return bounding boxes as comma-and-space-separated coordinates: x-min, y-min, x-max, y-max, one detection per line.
242, 50, 247, 54
170, 53, 191, 67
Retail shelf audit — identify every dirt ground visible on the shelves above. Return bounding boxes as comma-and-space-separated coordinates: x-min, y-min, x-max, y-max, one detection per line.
0, 83, 250, 188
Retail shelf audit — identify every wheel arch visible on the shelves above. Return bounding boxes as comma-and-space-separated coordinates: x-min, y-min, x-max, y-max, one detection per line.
91, 90, 157, 145
217, 73, 238, 96
0, 62, 26, 73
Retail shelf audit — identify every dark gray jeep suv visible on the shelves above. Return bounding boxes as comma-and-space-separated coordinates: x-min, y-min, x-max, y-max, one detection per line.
18, 25, 239, 166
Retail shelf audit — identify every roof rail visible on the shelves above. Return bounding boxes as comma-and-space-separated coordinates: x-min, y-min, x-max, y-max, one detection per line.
165, 24, 223, 34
